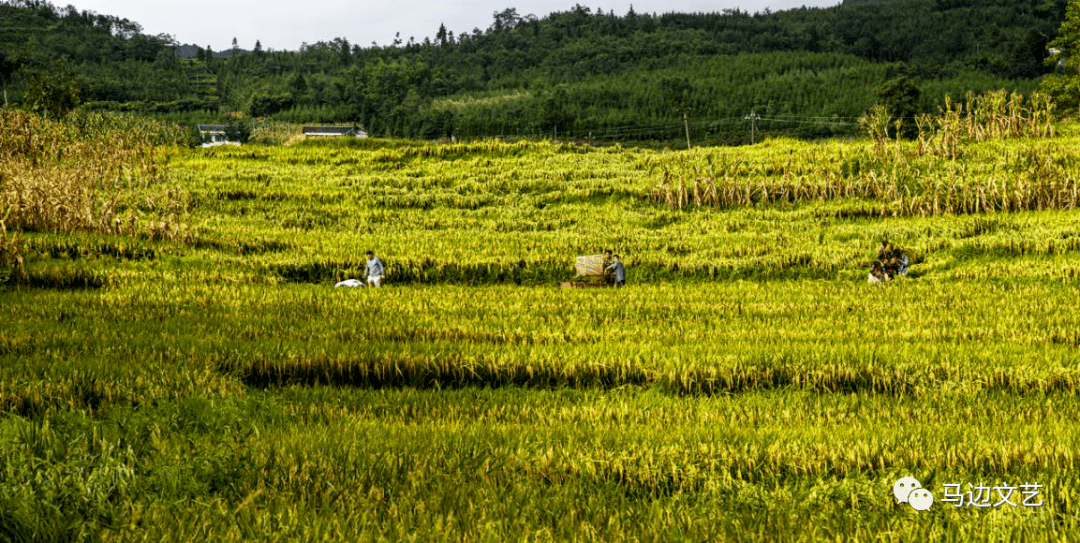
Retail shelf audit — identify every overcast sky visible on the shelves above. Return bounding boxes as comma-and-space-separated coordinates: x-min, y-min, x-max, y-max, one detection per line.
56, 0, 840, 52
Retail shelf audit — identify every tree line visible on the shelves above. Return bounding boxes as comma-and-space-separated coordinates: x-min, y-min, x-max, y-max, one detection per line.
0, 0, 1072, 142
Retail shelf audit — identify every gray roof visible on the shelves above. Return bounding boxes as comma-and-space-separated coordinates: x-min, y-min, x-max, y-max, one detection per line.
303, 126, 366, 136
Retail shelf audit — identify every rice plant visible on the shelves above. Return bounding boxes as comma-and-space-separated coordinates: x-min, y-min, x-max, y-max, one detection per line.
3, 120, 1080, 540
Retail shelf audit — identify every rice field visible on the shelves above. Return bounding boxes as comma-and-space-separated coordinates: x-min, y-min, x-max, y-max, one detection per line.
3, 108, 1080, 540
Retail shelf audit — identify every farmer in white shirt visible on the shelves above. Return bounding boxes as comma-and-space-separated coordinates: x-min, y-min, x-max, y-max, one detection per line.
365, 251, 385, 287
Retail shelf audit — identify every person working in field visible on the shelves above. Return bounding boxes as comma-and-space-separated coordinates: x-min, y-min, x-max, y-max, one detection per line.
868, 261, 887, 285
868, 240, 909, 284
602, 249, 614, 284
365, 250, 385, 287
606, 254, 626, 287
877, 240, 909, 276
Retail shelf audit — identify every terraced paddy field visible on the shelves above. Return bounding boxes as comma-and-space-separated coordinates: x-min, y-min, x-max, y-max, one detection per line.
4, 111, 1080, 540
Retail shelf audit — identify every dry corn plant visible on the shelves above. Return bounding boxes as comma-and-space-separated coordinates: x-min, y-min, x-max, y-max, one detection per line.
648, 98, 1079, 217
919, 91, 1057, 159
0, 205, 25, 284
0, 109, 189, 242
858, 105, 892, 157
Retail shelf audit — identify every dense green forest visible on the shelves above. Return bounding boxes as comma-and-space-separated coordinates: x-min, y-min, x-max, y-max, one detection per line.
0, 0, 1071, 142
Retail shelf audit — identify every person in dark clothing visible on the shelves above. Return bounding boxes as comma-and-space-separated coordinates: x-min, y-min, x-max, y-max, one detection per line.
870, 240, 909, 283
602, 249, 615, 285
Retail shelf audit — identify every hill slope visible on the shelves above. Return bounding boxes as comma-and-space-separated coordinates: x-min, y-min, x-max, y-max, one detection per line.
0, 0, 1068, 141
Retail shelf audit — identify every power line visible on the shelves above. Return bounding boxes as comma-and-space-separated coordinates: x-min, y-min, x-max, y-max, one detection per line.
756, 116, 859, 126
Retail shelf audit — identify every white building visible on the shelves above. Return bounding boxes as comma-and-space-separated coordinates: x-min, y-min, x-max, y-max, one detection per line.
197, 124, 241, 147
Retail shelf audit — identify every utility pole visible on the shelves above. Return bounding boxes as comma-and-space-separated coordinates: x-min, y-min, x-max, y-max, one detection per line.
683, 109, 692, 150
744, 111, 760, 144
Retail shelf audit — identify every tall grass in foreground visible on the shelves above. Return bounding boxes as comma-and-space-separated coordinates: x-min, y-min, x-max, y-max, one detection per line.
0, 387, 1075, 541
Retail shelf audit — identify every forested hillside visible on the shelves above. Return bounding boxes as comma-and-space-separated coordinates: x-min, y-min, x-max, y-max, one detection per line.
0, 0, 1069, 142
